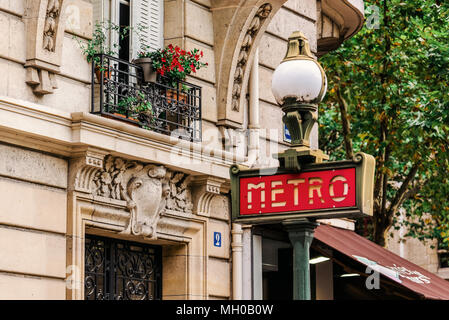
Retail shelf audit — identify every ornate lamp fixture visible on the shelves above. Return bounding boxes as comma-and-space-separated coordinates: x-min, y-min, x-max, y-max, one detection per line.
271, 31, 328, 170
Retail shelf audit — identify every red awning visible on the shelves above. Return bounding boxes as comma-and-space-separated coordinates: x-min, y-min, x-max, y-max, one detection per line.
314, 223, 449, 300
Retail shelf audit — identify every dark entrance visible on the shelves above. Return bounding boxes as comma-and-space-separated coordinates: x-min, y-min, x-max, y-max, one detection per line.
84, 235, 162, 300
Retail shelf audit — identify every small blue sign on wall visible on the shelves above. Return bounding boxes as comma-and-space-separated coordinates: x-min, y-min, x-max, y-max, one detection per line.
214, 232, 222, 247
284, 124, 291, 143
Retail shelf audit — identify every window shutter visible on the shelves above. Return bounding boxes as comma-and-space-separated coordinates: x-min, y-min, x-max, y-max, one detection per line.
131, 0, 164, 60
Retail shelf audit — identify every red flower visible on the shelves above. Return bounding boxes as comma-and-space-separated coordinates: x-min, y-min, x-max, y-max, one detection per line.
148, 45, 208, 85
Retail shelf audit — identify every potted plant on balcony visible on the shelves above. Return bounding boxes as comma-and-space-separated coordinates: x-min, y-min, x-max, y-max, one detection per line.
132, 25, 158, 83
145, 44, 208, 99
133, 51, 158, 83
112, 92, 154, 127
75, 21, 130, 82
133, 93, 155, 126
142, 45, 208, 130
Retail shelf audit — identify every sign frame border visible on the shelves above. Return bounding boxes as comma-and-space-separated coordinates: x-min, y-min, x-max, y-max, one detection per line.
230, 152, 375, 225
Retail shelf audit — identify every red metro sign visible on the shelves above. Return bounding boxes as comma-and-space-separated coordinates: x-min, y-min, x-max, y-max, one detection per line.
230, 153, 375, 224
240, 168, 355, 215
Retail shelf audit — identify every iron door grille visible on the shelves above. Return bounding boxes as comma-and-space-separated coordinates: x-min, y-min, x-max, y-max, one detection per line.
84, 235, 162, 300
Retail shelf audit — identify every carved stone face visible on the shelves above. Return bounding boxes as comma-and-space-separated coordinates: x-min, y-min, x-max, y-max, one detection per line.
92, 156, 192, 238
128, 176, 164, 227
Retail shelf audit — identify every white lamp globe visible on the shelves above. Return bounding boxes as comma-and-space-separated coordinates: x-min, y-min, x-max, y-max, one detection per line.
271, 31, 327, 106
272, 59, 327, 105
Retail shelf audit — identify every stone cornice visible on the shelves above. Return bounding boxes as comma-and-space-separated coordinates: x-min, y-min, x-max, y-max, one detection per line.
326, 0, 365, 40
0, 96, 245, 180
318, 0, 365, 56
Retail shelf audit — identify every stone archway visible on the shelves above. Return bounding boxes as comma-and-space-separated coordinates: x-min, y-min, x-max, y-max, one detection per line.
211, 0, 364, 128
212, 0, 288, 129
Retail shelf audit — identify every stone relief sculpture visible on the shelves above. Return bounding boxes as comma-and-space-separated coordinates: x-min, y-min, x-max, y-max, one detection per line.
24, 0, 66, 95
43, 0, 61, 51
231, 3, 272, 112
165, 172, 194, 213
90, 155, 193, 238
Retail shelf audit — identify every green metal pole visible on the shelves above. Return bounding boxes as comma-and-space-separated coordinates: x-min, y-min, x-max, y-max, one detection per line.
283, 218, 319, 300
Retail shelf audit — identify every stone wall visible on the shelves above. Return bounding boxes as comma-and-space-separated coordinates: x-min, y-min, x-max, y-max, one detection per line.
171, 0, 322, 298
0, 0, 92, 113
0, 143, 67, 299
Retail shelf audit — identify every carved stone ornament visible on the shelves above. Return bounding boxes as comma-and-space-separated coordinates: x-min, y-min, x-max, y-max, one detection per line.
231, 3, 272, 112
24, 0, 67, 95
190, 176, 229, 217
73, 154, 194, 239
43, 0, 62, 52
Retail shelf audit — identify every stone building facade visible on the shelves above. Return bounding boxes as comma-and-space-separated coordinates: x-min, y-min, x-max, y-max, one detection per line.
0, 0, 367, 300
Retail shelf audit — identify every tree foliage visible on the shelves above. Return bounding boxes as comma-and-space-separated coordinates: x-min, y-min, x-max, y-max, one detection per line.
318, 0, 449, 248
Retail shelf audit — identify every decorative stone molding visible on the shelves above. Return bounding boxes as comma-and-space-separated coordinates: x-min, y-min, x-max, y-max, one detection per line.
213, 0, 285, 129
213, 0, 364, 127
24, 0, 67, 95
317, 0, 364, 57
69, 152, 194, 239
165, 171, 194, 214
68, 198, 207, 300
191, 176, 230, 218
69, 148, 108, 193
231, 3, 272, 112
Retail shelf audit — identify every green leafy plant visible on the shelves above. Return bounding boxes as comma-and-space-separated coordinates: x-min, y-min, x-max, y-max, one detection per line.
75, 21, 130, 69
135, 24, 152, 58
117, 92, 154, 125
318, 0, 449, 248
116, 95, 137, 114
142, 44, 208, 88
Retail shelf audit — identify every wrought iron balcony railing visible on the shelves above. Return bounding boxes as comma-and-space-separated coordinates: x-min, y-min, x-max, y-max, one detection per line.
91, 54, 202, 142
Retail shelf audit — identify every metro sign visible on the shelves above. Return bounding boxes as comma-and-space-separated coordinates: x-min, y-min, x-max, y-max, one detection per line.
230, 152, 375, 224
240, 168, 355, 214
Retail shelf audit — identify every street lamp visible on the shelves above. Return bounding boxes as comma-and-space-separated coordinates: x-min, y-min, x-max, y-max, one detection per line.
271, 31, 327, 109
272, 31, 328, 171
271, 31, 328, 300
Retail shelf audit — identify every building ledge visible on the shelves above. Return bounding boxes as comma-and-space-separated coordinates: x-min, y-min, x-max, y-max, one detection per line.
0, 95, 245, 179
